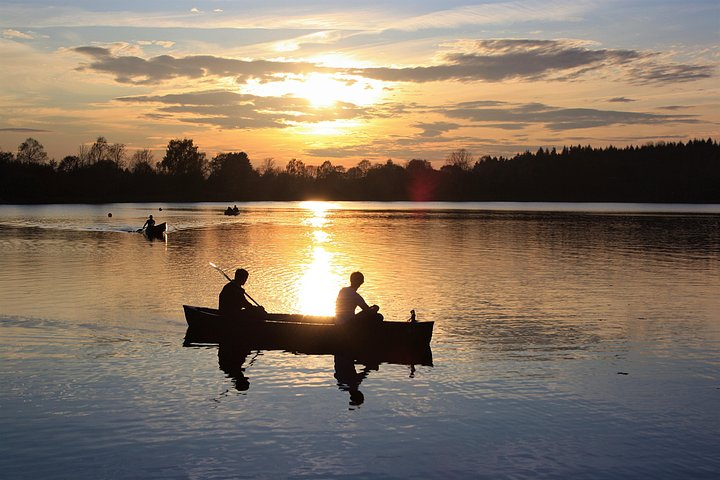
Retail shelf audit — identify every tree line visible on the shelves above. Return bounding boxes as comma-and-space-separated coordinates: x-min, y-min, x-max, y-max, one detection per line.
1, 136, 718, 203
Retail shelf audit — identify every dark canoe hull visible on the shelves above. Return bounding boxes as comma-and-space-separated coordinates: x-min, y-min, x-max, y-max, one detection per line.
183, 305, 434, 363
145, 222, 166, 238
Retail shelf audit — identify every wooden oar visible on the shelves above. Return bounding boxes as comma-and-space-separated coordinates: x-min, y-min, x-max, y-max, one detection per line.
209, 262, 262, 307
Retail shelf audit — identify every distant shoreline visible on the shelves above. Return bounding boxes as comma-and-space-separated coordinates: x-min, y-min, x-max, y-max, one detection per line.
3, 139, 718, 204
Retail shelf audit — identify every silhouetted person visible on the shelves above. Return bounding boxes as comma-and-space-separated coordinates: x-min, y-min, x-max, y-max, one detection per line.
219, 268, 266, 319
142, 214, 155, 230
233, 204, 239, 213
335, 271, 383, 325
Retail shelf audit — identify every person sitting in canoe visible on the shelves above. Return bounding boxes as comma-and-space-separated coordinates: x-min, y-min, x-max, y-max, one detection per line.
335, 271, 383, 325
219, 268, 266, 320
141, 214, 155, 230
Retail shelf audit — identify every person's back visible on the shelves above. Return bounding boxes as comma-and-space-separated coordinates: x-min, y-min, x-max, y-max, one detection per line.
143, 215, 155, 229
335, 271, 382, 325
335, 286, 365, 324
219, 281, 248, 316
218, 268, 266, 320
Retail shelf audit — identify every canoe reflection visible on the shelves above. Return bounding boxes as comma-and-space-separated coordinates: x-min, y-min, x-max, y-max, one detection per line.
185, 329, 432, 403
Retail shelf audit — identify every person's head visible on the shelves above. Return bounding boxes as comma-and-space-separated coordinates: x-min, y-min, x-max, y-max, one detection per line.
148, 215, 153, 219
349, 271, 364, 289
234, 268, 249, 284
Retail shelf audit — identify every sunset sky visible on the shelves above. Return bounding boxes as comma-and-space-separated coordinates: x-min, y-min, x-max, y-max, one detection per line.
1, 0, 718, 168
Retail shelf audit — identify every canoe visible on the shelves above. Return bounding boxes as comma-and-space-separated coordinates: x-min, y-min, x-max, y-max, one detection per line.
182, 305, 434, 356
224, 208, 240, 216
144, 222, 166, 238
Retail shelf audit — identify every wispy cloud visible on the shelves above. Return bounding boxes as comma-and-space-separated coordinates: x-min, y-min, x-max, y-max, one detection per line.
355, 40, 713, 84
413, 122, 462, 137
0, 127, 51, 133
394, 0, 593, 31
3, 29, 34, 40
116, 90, 373, 129
443, 100, 698, 131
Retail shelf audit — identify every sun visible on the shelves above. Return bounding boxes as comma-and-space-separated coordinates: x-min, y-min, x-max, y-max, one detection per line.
278, 73, 385, 108
297, 73, 386, 108
297, 74, 347, 108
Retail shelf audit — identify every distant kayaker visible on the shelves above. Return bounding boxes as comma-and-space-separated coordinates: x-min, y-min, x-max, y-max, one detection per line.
142, 215, 155, 230
335, 271, 383, 325
219, 268, 266, 319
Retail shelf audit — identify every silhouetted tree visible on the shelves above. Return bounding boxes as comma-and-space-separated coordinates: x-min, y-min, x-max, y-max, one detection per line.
445, 148, 473, 171
207, 151, 257, 200
58, 155, 81, 172
1, 137, 718, 203
130, 149, 155, 175
406, 159, 439, 201
285, 158, 307, 177
16, 138, 48, 164
156, 138, 207, 199
259, 157, 278, 176
158, 138, 207, 177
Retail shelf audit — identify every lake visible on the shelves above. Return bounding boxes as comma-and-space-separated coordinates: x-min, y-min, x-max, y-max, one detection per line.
1, 201, 719, 479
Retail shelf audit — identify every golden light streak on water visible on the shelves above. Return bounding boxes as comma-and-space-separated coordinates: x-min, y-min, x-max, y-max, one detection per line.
297, 245, 342, 316
291, 201, 343, 315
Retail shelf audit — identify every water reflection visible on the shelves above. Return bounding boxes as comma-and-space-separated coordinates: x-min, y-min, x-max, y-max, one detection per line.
298, 246, 341, 315
297, 201, 343, 315
193, 338, 433, 406
217, 343, 257, 392
334, 354, 372, 408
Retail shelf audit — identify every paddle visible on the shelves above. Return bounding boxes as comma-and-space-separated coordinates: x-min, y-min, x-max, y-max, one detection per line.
209, 262, 262, 307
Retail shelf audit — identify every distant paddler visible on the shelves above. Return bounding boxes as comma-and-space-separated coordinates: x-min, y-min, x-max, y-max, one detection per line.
138, 214, 155, 232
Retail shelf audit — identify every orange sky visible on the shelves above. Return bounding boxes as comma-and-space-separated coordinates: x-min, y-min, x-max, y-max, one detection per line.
1, 1, 718, 168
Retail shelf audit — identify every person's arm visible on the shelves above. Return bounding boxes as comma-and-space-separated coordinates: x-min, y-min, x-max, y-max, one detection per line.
354, 291, 373, 312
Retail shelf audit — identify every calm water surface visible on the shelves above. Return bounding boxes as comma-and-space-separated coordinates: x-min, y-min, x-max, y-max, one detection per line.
1, 202, 719, 479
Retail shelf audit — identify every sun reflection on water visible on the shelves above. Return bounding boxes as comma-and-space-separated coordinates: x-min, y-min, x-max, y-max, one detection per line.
298, 246, 342, 316
296, 201, 343, 315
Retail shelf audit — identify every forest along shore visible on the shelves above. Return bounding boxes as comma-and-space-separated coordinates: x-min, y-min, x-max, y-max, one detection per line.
1, 137, 718, 204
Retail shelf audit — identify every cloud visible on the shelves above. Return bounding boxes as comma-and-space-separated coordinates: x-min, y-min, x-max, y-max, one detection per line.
354, 39, 713, 84
394, 0, 592, 31
0, 127, 51, 133
273, 30, 346, 53
116, 89, 372, 129
608, 97, 635, 103
3, 29, 34, 40
443, 100, 698, 131
413, 122, 461, 137
72, 39, 714, 87
73, 46, 325, 85
628, 62, 714, 84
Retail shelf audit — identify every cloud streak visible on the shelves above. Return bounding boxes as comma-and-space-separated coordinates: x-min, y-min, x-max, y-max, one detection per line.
355, 40, 713, 84
116, 90, 373, 129
74, 39, 714, 87
443, 100, 698, 131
